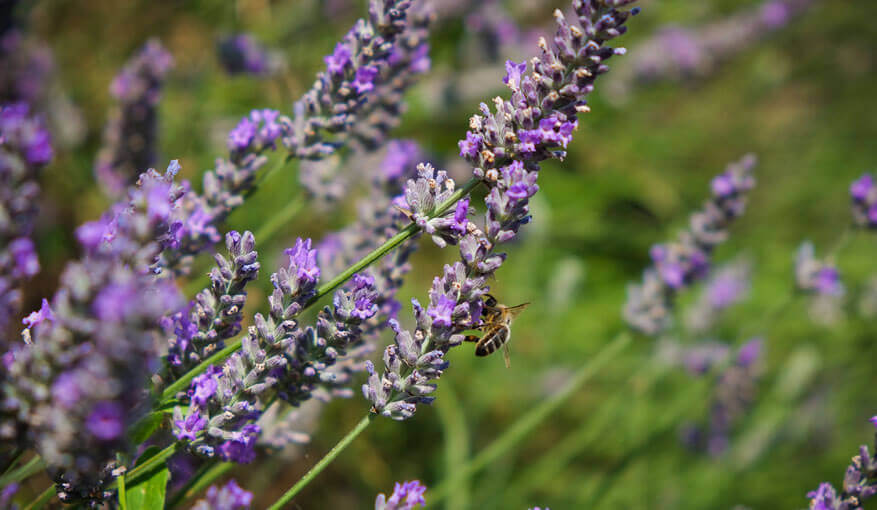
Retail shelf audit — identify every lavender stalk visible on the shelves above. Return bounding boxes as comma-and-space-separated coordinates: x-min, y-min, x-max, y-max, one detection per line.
94, 40, 174, 198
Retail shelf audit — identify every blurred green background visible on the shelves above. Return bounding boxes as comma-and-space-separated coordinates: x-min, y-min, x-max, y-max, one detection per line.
13, 0, 877, 507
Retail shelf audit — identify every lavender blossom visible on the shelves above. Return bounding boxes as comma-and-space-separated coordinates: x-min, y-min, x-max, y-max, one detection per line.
1, 161, 185, 504
217, 34, 282, 77
375, 480, 427, 510
192, 479, 253, 510
624, 155, 757, 336
0, 103, 52, 338
795, 242, 844, 296
364, 0, 640, 420
0, 30, 85, 148
685, 258, 751, 333
850, 173, 877, 229
163, 231, 259, 381
155, 0, 426, 273
805, 419, 877, 509
172, 238, 380, 462
95, 40, 174, 197
680, 338, 763, 457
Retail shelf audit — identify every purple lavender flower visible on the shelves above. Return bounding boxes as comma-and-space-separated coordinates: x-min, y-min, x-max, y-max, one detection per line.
375, 480, 427, 510
173, 235, 382, 462
805, 419, 877, 509
0, 30, 86, 148
192, 479, 253, 510
680, 338, 764, 457
871, 416, 877, 428
94, 40, 173, 197
0, 103, 51, 337
850, 172, 877, 229
217, 34, 281, 77
2, 160, 185, 504
795, 242, 844, 296
366, 0, 640, 420
153, 1, 429, 274
685, 259, 751, 333
163, 231, 259, 380
625, 155, 757, 335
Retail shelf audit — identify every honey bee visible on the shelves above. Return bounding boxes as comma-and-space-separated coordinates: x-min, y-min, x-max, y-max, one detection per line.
465, 294, 530, 368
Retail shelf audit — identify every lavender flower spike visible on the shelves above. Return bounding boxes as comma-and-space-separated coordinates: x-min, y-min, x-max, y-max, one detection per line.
805, 418, 877, 509
163, 230, 260, 382
192, 479, 253, 510
156, 0, 423, 273
375, 480, 427, 510
217, 34, 283, 77
0, 103, 52, 337
95, 39, 173, 197
365, 0, 641, 420
624, 154, 757, 336
850, 172, 877, 229
173, 237, 381, 462
2, 161, 185, 504
795, 242, 844, 296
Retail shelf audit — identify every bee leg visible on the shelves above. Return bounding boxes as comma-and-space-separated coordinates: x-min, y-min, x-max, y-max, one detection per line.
502, 343, 511, 369
464, 334, 480, 343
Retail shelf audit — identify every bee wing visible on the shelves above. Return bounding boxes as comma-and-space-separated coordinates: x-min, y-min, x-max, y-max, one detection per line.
502, 343, 511, 369
505, 302, 531, 317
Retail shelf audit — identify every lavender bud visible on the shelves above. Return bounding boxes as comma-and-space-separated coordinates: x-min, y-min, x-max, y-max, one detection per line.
192, 479, 253, 510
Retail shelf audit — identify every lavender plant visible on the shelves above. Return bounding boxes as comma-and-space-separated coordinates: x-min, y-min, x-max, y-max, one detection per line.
0, 103, 52, 338
364, 0, 641, 420
2, 162, 184, 503
679, 338, 764, 456
806, 418, 877, 509
191, 479, 252, 510
94, 40, 174, 197
624, 154, 757, 336
374, 480, 427, 510
216, 35, 282, 77
850, 173, 877, 229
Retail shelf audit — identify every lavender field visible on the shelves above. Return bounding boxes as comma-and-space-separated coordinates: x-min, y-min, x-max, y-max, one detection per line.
1, 0, 875, 508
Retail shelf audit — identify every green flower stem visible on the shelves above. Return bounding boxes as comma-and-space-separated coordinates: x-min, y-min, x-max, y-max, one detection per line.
23, 485, 54, 510
267, 413, 375, 510
160, 177, 482, 403
168, 461, 234, 508
108, 443, 179, 491
0, 455, 45, 488
117, 470, 128, 510
428, 331, 633, 504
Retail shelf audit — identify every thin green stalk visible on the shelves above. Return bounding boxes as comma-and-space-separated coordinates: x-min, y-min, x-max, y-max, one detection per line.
168, 461, 234, 508
267, 413, 375, 510
436, 383, 470, 510
1, 449, 22, 476
118, 471, 128, 510
0, 455, 45, 488
429, 331, 633, 504
23, 485, 55, 510
108, 443, 179, 491
161, 177, 482, 403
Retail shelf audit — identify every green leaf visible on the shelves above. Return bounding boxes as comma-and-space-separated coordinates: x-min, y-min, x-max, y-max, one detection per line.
125, 446, 169, 510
